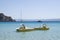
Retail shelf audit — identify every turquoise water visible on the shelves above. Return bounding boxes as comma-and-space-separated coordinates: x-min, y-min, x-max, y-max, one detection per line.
0, 22, 60, 40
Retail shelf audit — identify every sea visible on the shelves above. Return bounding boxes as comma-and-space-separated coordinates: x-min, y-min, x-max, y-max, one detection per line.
0, 21, 60, 40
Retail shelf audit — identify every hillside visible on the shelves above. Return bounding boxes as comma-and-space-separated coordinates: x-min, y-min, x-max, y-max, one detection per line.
0, 13, 16, 22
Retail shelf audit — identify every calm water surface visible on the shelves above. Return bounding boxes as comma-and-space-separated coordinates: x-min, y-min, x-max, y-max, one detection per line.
0, 22, 60, 40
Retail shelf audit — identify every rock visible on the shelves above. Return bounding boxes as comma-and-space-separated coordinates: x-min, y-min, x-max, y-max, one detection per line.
0, 13, 16, 22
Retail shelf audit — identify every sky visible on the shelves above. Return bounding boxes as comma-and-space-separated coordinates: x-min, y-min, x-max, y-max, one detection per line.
0, 0, 60, 20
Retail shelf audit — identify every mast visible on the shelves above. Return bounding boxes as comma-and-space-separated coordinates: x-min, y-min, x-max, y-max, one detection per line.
20, 8, 23, 23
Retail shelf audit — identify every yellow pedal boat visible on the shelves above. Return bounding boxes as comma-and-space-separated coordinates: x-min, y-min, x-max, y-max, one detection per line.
16, 24, 49, 32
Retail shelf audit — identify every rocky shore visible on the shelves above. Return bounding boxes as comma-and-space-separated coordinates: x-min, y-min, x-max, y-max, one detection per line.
0, 13, 16, 22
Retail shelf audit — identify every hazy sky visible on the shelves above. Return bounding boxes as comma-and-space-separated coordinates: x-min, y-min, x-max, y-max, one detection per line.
0, 0, 60, 19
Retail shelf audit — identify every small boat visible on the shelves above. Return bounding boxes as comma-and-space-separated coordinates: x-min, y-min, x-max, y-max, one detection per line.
16, 28, 34, 32
16, 24, 49, 32
34, 27, 49, 30
34, 24, 49, 30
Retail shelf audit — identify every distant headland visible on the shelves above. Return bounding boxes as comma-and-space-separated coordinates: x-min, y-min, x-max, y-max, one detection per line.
0, 13, 16, 22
